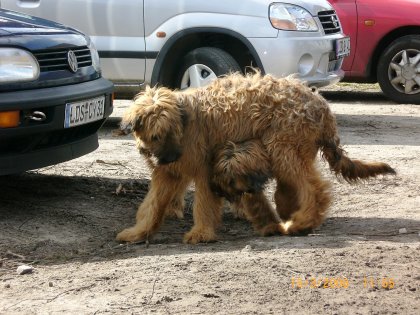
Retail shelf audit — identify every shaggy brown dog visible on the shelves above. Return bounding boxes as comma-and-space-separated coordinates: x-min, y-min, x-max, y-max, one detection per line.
209, 139, 283, 236
210, 139, 272, 202
117, 72, 396, 244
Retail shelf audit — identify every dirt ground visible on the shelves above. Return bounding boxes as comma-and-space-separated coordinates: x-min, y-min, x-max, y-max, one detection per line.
0, 85, 419, 314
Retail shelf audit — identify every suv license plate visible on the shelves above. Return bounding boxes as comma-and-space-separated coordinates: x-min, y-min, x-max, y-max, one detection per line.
335, 37, 350, 59
64, 96, 105, 128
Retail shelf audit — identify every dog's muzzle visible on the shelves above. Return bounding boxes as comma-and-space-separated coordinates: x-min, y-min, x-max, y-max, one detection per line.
120, 122, 133, 135
155, 135, 183, 165
157, 150, 182, 165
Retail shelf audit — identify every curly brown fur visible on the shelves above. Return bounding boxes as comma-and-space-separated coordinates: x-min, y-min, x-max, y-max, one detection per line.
208, 139, 282, 235
210, 139, 272, 202
117, 71, 396, 244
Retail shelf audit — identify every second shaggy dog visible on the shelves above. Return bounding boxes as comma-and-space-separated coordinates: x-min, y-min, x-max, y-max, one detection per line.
117, 72, 396, 244
210, 139, 272, 202
210, 139, 282, 236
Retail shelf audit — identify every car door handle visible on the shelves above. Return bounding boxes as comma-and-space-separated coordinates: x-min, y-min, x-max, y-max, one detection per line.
16, 0, 40, 9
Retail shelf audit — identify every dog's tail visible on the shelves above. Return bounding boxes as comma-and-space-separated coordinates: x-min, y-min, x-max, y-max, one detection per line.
318, 110, 396, 182
319, 139, 396, 182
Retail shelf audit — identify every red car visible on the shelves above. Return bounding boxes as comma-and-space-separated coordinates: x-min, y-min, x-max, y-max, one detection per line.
330, 0, 420, 104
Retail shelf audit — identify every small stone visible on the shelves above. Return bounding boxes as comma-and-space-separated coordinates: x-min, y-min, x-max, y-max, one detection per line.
16, 265, 33, 275
399, 228, 407, 234
49, 282, 54, 287
5, 284, 10, 288
242, 245, 252, 252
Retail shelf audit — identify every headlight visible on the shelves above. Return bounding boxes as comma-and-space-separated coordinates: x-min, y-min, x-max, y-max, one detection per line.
0, 48, 40, 83
87, 38, 101, 74
269, 3, 318, 32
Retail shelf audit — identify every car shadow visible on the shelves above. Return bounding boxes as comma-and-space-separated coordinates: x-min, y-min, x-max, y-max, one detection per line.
334, 114, 420, 146
0, 173, 418, 267
320, 90, 391, 103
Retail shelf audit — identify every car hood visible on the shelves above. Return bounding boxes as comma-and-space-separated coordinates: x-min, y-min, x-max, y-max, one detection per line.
288, 0, 334, 15
253, 0, 334, 16
0, 8, 77, 36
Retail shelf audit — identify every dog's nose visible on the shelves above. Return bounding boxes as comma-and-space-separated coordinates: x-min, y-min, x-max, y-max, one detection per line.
158, 151, 182, 164
120, 122, 133, 135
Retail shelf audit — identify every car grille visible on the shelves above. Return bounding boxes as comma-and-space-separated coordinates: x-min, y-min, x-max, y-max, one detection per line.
33, 46, 92, 72
318, 10, 341, 35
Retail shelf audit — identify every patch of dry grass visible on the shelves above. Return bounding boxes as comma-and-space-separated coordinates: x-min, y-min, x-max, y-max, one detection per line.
320, 82, 381, 92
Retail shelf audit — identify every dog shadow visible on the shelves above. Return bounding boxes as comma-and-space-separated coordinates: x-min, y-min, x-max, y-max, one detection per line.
0, 173, 418, 266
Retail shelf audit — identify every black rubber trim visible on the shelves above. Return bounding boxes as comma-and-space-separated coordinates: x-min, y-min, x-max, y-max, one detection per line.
0, 133, 99, 175
151, 27, 265, 86
99, 51, 158, 59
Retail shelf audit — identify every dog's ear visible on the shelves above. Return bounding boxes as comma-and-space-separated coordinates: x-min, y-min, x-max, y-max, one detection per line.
177, 104, 188, 127
133, 117, 143, 131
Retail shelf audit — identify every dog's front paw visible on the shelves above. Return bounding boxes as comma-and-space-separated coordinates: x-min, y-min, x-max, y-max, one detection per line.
116, 227, 147, 243
183, 227, 217, 244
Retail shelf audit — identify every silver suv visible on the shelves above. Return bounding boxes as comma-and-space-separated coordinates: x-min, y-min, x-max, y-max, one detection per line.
1, 0, 350, 91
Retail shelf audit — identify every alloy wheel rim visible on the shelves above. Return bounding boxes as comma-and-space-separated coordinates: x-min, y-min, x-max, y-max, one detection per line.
388, 49, 420, 95
180, 64, 217, 90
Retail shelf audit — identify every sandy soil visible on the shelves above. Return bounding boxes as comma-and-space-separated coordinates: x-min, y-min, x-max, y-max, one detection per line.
0, 87, 419, 314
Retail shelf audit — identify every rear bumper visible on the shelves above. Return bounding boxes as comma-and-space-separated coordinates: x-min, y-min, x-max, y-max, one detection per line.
0, 78, 114, 175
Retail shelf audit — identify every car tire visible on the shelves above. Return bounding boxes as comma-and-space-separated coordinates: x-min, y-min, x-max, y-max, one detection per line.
377, 35, 420, 104
176, 47, 242, 90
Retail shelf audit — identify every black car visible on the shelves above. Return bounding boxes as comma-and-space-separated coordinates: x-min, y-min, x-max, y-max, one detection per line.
0, 9, 114, 175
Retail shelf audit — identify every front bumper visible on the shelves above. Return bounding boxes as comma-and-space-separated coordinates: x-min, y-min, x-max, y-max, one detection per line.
0, 78, 114, 175
249, 33, 345, 87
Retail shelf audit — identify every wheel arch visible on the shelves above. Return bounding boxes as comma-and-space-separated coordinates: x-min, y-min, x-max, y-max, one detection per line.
368, 26, 420, 81
150, 27, 265, 88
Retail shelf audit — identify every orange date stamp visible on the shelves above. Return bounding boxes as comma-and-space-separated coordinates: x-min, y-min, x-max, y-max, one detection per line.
291, 276, 395, 289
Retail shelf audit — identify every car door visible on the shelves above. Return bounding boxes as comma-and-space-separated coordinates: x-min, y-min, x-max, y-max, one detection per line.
329, 0, 357, 73
1, 0, 146, 84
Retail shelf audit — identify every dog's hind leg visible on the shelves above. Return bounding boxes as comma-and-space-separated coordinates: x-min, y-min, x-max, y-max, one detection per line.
274, 181, 300, 221
268, 144, 303, 222
116, 168, 187, 243
278, 166, 331, 235
183, 177, 224, 244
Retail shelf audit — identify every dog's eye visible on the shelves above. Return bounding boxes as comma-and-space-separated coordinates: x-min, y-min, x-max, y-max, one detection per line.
151, 135, 160, 142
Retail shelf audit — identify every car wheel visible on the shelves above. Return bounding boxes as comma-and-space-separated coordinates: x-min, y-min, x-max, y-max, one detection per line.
176, 47, 241, 90
377, 35, 420, 104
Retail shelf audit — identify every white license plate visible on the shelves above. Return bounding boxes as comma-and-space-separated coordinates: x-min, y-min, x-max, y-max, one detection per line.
64, 96, 105, 128
335, 36, 351, 59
